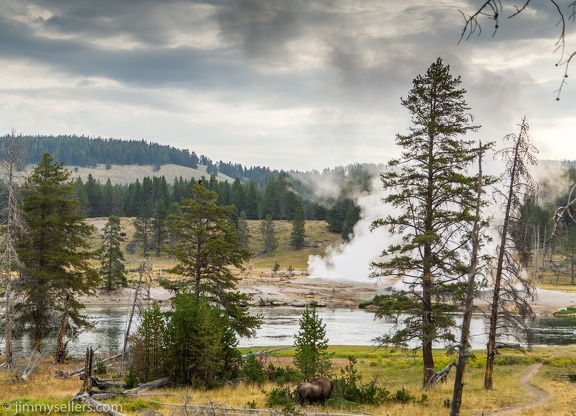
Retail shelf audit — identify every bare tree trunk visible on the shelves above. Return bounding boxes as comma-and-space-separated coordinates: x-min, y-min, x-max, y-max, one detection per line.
450, 146, 484, 415
0, 131, 25, 368
484, 118, 536, 390
55, 294, 70, 364
78, 347, 94, 395
485, 147, 519, 389
119, 259, 147, 375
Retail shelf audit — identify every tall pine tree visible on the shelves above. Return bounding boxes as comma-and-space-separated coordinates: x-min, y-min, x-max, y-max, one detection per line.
99, 216, 127, 290
371, 58, 492, 386
15, 153, 99, 352
166, 181, 261, 337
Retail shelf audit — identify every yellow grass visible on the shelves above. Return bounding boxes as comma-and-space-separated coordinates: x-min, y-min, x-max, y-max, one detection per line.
3, 346, 576, 415
87, 218, 343, 281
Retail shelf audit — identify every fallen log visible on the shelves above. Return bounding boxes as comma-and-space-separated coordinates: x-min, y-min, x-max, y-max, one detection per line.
91, 376, 126, 391
71, 392, 125, 416
123, 376, 172, 396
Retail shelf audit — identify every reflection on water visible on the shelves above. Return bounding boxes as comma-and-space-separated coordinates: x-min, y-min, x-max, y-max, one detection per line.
2, 306, 575, 354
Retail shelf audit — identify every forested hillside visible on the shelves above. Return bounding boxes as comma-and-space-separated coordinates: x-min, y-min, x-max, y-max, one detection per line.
2, 134, 276, 181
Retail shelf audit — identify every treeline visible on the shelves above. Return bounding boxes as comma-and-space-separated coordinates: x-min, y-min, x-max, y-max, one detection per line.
71, 172, 361, 239
1, 134, 277, 181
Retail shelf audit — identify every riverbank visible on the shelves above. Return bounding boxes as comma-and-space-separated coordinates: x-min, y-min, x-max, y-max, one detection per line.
81, 273, 576, 315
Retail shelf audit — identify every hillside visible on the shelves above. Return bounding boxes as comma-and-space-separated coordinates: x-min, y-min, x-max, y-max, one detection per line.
69, 163, 235, 185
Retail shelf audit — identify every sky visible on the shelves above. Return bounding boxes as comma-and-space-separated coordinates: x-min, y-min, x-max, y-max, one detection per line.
1, 0, 576, 172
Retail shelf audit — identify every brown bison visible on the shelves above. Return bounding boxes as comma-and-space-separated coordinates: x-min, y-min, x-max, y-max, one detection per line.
294, 377, 334, 406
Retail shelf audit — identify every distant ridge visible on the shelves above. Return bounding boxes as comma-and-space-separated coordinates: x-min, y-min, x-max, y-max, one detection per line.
1, 134, 278, 181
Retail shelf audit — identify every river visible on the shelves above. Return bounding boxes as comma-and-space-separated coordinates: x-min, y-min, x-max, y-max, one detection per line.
4, 306, 574, 355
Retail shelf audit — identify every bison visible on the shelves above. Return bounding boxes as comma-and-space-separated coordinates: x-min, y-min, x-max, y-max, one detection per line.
294, 377, 334, 406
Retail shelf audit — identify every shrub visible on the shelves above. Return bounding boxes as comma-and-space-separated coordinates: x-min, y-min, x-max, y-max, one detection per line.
265, 386, 295, 409
240, 353, 267, 385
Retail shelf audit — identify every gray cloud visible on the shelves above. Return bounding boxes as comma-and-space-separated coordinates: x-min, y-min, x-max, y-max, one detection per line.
0, 0, 574, 170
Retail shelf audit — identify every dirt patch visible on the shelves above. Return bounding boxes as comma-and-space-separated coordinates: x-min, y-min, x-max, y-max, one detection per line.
475, 363, 547, 416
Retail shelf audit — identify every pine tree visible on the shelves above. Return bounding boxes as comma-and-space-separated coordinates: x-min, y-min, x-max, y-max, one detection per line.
290, 204, 306, 249
260, 214, 277, 253
166, 181, 261, 337
99, 216, 127, 290
133, 301, 167, 382
371, 58, 493, 386
133, 203, 153, 254
15, 153, 99, 353
152, 199, 167, 255
167, 292, 241, 386
293, 305, 333, 381
237, 210, 250, 248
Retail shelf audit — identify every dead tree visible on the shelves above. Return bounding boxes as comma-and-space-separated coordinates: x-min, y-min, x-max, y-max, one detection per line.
0, 131, 26, 369
54, 294, 71, 364
424, 361, 457, 391
21, 349, 48, 380
78, 347, 95, 395
451, 145, 485, 415
458, 0, 576, 99
119, 258, 152, 375
485, 117, 538, 390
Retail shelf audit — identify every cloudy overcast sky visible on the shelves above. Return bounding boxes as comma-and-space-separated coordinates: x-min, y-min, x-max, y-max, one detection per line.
1, 0, 575, 171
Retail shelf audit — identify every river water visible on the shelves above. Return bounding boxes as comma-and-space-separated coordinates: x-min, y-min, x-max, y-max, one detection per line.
5, 306, 574, 355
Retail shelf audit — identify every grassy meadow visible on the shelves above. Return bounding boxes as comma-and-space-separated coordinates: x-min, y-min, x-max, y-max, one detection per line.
2, 217, 576, 415
2, 346, 576, 415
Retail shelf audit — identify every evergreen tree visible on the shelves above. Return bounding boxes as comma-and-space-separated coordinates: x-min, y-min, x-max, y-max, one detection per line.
237, 210, 250, 248
290, 204, 306, 249
15, 153, 99, 352
244, 180, 261, 219
293, 305, 333, 381
166, 182, 261, 337
152, 199, 168, 255
167, 292, 241, 387
341, 202, 360, 241
133, 203, 153, 255
84, 173, 102, 217
133, 301, 167, 382
260, 214, 277, 253
370, 58, 492, 386
99, 216, 127, 290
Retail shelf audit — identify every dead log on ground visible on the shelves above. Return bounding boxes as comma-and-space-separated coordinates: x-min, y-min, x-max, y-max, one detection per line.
91, 376, 126, 390
71, 392, 125, 416
123, 376, 172, 396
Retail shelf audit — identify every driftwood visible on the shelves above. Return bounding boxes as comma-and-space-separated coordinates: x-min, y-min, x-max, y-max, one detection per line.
424, 361, 457, 391
71, 392, 125, 416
